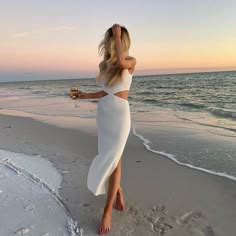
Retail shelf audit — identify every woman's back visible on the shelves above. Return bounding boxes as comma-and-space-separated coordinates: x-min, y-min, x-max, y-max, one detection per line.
101, 69, 133, 95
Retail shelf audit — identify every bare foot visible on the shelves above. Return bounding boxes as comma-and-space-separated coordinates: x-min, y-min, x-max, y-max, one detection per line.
97, 210, 112, 234
114, 187, 125, 211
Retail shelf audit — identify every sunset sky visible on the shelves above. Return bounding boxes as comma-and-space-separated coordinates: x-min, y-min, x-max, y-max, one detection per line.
1, 0, 236, 82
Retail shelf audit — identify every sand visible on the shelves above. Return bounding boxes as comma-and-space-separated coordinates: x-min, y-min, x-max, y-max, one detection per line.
0, 149, 80, 236
0, 110, 236, 236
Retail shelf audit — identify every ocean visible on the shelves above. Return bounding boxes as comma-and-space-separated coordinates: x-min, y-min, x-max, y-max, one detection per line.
0, 70, 236, 181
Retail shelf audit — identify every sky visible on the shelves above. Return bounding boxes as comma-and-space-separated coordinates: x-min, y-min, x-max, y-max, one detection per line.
0, 0, 236, 82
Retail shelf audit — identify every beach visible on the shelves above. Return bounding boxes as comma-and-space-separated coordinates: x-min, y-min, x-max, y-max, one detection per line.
1, 0, 236, 234
0, 104, 236, 235
0, 71, 236, 235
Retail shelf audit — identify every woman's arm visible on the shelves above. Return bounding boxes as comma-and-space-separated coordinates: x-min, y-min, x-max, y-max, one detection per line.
113, 24, 136, 69
71, 90, 108, 99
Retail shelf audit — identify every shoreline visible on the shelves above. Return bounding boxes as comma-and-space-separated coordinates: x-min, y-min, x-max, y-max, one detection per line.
0, 112, 236, 235
1, 106, 236, 182
132, 122, 236, 182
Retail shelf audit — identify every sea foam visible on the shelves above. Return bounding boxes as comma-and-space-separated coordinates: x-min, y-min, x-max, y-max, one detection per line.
131, 122, 236, 182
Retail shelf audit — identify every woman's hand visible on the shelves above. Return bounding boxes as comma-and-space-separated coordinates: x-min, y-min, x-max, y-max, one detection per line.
112, 23, 121, 39
70, 88, 79, 99
70, 90, 89, 99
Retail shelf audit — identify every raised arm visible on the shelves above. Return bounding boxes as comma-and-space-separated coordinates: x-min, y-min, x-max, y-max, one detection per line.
113, 24, 136, 69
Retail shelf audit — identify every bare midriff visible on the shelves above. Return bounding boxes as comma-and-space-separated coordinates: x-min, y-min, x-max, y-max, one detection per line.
103, 90, 129, 101
113, 90, 129, 100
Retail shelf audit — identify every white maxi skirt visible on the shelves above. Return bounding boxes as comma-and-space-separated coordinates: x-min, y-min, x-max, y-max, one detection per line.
87, 94, 131, 196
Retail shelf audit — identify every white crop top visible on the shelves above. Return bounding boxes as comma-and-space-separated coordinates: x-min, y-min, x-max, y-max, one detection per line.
101, 69, 133, 95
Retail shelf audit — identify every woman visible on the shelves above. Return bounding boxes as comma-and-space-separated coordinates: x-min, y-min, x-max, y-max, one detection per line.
70, 23, 136, 235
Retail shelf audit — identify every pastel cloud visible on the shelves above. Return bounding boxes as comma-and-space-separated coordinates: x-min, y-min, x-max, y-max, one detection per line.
12, 25, 77, 38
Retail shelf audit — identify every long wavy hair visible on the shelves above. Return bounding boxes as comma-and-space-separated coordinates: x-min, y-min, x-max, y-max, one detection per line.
96, 25, 131, 87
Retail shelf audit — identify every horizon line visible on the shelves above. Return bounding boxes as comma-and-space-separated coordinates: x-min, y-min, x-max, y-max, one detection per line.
0, 69, 235, 84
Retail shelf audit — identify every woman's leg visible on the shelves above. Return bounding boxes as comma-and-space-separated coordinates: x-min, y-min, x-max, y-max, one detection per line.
97, 158, 122, 234
115, 185, 125, 211
115, 158, 125, 211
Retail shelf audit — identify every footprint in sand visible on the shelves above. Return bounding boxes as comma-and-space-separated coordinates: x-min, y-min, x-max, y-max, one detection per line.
177, 210, 202, 225
146, 204, 173, 235
125, 204, 173, 235
146, 204, 167, 223
127, 205, 145, 225
14, 228, 30, 235
177, 210, 215, 236
126, 204, 215, 236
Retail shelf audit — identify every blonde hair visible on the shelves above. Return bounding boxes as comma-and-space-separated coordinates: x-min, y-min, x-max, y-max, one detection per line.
96, 25, 131, 87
